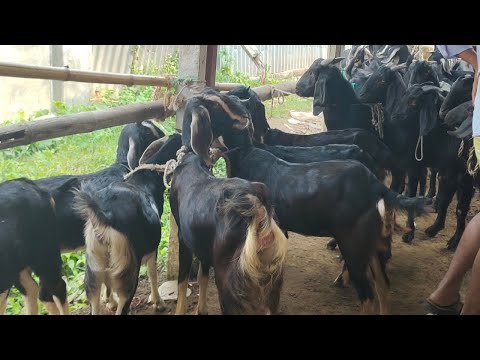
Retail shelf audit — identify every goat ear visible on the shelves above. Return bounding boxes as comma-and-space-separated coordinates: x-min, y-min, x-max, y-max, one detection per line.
386, 72, 406, 114
250, 181, 271, 209
50, 177, 81, 204
419, 100, 439, 137
382, 47, 401, 64
312, 77, 326, 116
190, 105, 213, 165
138, 135, 169, 165
126, 137, 137, 170
141, 120, 165, 139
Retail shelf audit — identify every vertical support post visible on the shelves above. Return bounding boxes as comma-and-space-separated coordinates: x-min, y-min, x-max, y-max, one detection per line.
50, 45, 64, 109
205, 45, 218, 88
167, 212, 180, 280
174, 45, 208, 132
167, 45, 210, 281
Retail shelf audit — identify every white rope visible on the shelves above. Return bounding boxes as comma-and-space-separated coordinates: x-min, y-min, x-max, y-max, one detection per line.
415, 135, 424, 161
122, 145, 229, 190
467, 142, 479, 177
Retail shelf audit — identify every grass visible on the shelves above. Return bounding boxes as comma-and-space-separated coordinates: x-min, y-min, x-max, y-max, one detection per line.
266, 95, 313, 119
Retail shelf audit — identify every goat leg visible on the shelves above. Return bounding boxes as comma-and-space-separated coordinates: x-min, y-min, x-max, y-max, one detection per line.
427, 168, 438, 198
390, 169, 405, 193
425, 175, 457, 238
402, 172, 421, 243
16, 269, 39, 315
175, 237, 192, 315
145, 251, 167, 312
196, 262, 210, 315
419, 167, 428, 196
447, 175, 474, 250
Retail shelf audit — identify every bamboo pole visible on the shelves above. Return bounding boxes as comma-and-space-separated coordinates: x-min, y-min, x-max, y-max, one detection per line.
0, 82, 297, 150
0, 61, 174, 87
0, 100, 174, 150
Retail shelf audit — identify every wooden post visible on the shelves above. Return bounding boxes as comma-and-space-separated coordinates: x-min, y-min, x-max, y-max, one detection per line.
328, 45, 345, 59
168, 45, 209, 281
50, 45, 64, 107
166, 213, 180, 280
174, 45, 208, 131
205, 45, 218, 88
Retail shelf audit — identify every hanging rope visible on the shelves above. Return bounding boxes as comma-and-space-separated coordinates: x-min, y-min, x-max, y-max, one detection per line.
269, 85, 297, 119
467, 142, 480, 177
368, 103, 385, 139
415, 135, 424, 161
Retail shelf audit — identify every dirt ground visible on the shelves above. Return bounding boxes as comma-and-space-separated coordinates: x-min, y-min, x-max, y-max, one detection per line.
78, 113, 476, 315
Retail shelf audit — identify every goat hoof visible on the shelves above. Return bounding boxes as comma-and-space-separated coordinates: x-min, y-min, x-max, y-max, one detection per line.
148, 295, 167, 312
446, 235, 461, 251
402, 232, 414, 244
105, 301, 117, 313
425, 225, 442, 238
326, 239, 338, 250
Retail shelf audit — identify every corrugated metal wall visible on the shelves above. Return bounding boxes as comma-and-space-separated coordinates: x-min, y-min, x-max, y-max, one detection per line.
92, 45, 329, 79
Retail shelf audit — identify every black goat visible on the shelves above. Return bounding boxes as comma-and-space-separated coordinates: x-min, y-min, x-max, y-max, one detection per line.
0, 179, 68, 315
403, 60, 440, 89
169, 152, 287, 315
226, 86, 395, 183
221, 127, 431, 314
263, 128, 399, 184
34, 120, 166, 311
390, 84, 474, 249
440, 75, 474, 121
254, 142, 385, 181
74, 134, 182, 315
182, 88, 251, 165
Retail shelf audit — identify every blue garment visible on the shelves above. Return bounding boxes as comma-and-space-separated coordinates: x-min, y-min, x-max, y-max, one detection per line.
436, 45, 480, 136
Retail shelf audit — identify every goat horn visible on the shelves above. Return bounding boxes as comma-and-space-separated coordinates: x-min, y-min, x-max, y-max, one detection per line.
421, 85, 444, 94
390, 63, 408, 71
320, 57, 345, 66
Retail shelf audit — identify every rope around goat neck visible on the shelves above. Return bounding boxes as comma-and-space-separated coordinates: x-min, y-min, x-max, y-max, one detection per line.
122, 145, 231, 190
368, 103, 384, 139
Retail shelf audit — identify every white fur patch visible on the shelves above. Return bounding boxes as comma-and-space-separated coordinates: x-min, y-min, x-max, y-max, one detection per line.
377, 199, 385, 219
127, 137, 137, 170
141, 121, 161, 138
148, 198, 160, 219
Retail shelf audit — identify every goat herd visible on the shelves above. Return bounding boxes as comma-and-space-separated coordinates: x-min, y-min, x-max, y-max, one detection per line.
0, 45, 476, 315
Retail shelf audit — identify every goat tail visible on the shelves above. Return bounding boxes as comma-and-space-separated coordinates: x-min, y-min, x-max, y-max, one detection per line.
74, 190, 135, 278
381, 187, 433, 218
238, 195, 288, 287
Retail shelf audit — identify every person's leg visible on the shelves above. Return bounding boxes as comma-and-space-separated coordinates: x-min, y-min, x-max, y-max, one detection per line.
428, 212, 480, 307
460, 248, 480, 314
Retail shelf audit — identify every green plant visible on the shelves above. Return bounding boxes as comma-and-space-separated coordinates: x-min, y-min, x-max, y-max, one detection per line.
216, 48, 279, 87
161, 50, 179, 75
